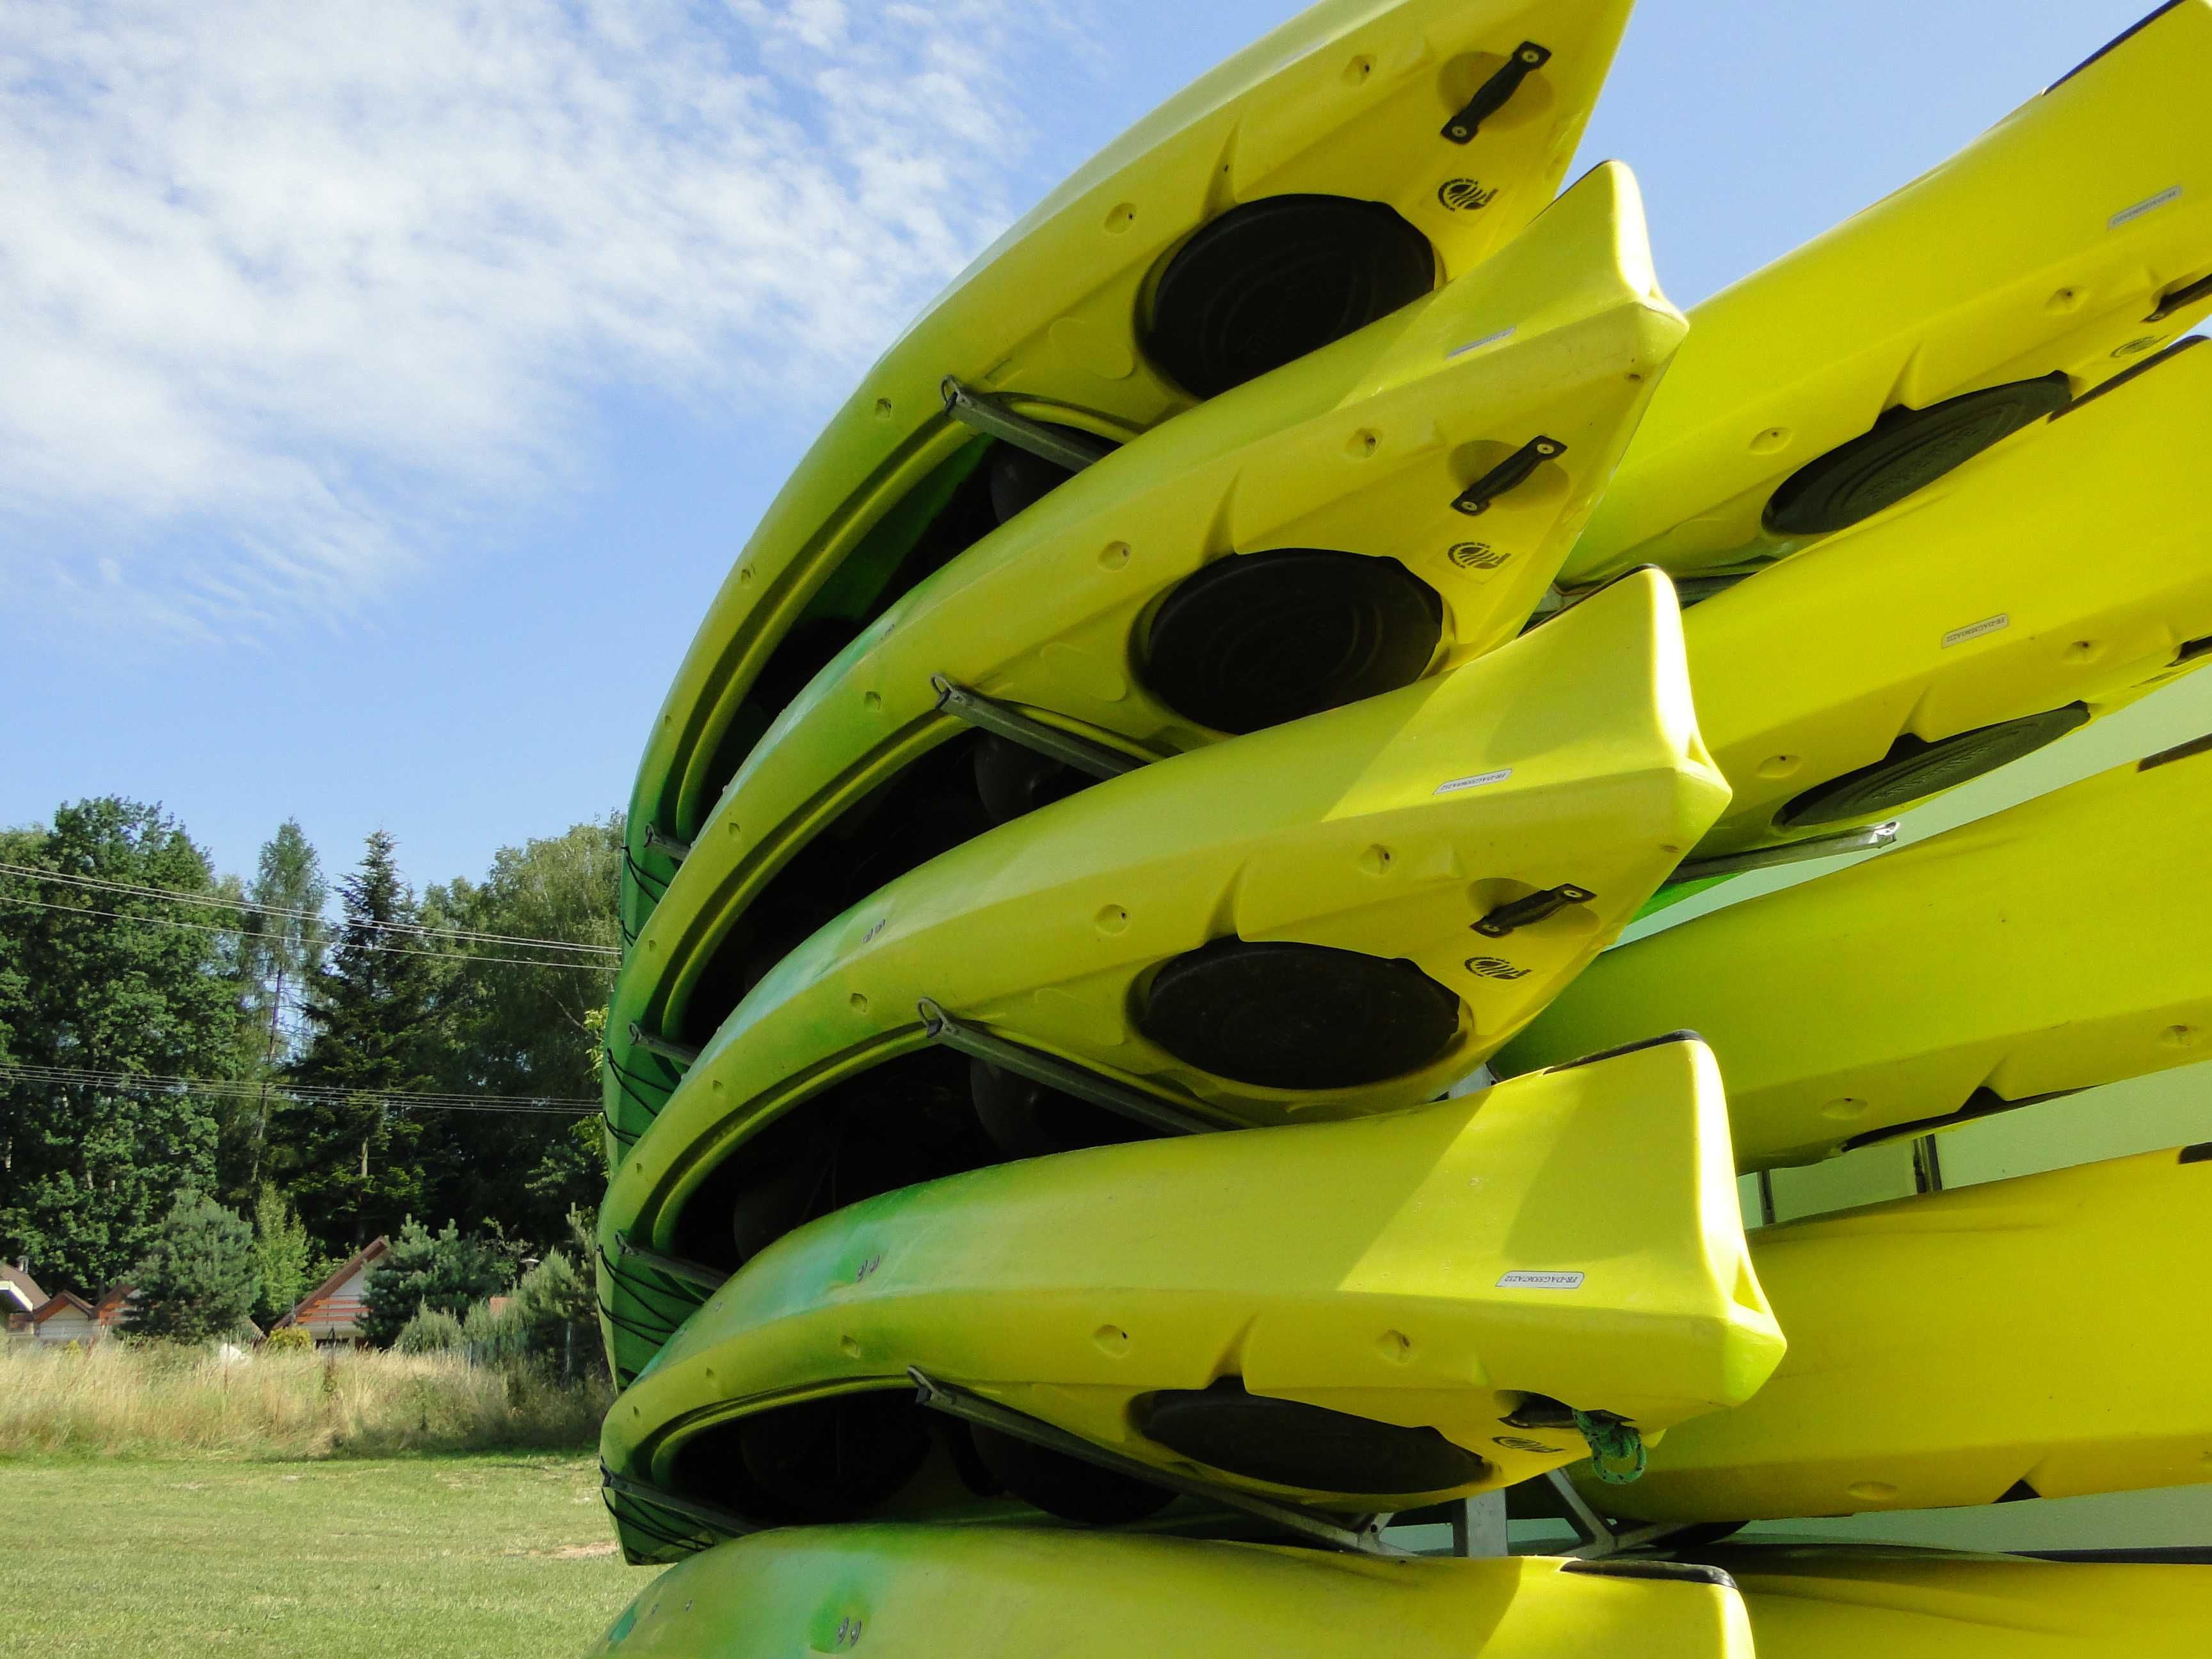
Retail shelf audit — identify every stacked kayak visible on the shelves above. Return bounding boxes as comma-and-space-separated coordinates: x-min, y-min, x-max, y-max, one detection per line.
591, 1, 2212, 1652
586, 1528, 1753, 1659
1498, 742, 2212, 1167
1720, 1548, 2212, 1659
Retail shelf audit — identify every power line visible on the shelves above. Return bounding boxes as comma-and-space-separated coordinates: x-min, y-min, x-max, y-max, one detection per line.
0, 894, 616, 974
0, 1062, 598, 1116
0, 860, 621, 958
0, 1059, 597, 1108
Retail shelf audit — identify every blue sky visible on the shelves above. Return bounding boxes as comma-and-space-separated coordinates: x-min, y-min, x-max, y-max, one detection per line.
0, 0, 2163, 891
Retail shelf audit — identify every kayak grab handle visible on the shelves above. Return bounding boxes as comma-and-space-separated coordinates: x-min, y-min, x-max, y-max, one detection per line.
1442, 41, 1553, 145
1452, 435, 1566, 516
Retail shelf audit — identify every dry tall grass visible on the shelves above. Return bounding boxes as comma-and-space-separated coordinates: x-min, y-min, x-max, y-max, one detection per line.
0, 1339, 609, 1458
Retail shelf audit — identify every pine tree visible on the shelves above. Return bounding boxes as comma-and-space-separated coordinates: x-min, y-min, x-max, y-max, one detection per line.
132, 1190, 260, 1343
357, 1216, 515, 1348
276, 831, 435, 1254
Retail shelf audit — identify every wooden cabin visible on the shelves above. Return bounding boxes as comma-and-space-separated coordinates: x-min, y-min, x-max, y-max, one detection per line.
22, 1283, 134, 1347
272, 1237, 389, 1345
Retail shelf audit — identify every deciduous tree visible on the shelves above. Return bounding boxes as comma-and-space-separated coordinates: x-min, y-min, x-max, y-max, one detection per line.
0, 799, 246, 1287
421, 817, 620, 1241
250, 1183, 314, 1328
218, 821, 330, 1199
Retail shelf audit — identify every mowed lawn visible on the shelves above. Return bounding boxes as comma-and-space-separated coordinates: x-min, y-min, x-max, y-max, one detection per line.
0, 1455, 653, 1658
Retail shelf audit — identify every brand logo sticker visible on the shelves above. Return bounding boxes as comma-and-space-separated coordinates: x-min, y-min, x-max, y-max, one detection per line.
1448, 541, 1511, 572
1438, 178, 1499, 213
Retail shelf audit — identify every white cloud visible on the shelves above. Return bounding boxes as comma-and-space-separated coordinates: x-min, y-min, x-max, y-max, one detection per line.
0, 0, 1077, 636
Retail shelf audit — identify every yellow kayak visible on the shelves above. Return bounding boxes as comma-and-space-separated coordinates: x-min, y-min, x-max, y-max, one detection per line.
585, 1527, 1752, 1656
1580, 1146, 2212, 1523
1681, 329, 2212, 859
604, 161, 1683, 1135
1495, 740, 2212, 1170
620, 0, 1639, 934
1562, 0, 2212, 586
598, 1037, 1777, 1551
1727, 1546, 2212, 1659
599, 573, 1725, 1381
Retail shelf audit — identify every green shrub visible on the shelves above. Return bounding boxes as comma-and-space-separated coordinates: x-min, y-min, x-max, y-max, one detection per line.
461, 1298, 525, 1366
394, 1305, 465, 1354
508, 1249, 602, 1381
262, 1326, 315, 1354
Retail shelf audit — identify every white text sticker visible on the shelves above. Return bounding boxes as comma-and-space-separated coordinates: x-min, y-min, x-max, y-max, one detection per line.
2112, 186, 2183, 230
1436, 768, 1513, 796
1497, 1270, 1585, 1290
1448, 327, 1516, 359
1943, 613, 2010, 648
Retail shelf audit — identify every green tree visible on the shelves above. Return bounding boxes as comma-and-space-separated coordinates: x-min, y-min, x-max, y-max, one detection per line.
506, 1245, 602, 1381
276, 831, 435, 1254
420, 817, 621, 1243
0, 799, 247, 1287
131, 1190, 260, 1343
357, 1217, 515, 1349
250, 1183, 313, 1328
219, 822, 329, 1199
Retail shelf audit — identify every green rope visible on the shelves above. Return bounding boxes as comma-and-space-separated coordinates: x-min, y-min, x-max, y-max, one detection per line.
1573, 1409, 1647, 1485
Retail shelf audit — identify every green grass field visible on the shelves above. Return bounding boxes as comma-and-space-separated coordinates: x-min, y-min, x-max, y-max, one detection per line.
0, 1455, 652, 1659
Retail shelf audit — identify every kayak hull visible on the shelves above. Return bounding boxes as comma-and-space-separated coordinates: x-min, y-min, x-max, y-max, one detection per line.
585, 1527, 1752, 1658
1581, 1146, 2212, 1521
1498, 740, 2212, 1170
622, 0, 1641, 934
602, 161, 1685, 1139
600, 1036, 1778, 1556
1565, 0, 2212, 583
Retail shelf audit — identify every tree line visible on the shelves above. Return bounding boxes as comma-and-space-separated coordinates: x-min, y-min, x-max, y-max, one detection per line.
0, 797, 620, 1327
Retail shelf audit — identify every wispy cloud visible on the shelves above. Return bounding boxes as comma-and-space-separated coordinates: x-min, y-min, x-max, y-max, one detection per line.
0, 0, 1077, 636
